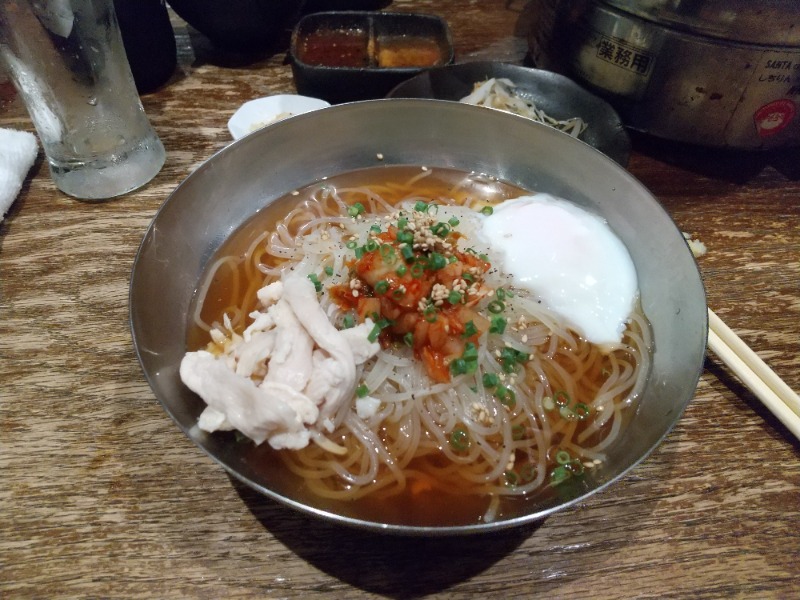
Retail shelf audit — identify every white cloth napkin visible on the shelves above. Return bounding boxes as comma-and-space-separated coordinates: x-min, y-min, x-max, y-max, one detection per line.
0, 128, 38, 222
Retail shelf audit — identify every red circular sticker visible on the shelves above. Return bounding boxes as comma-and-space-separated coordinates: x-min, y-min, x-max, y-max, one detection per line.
753, 99, 796, 137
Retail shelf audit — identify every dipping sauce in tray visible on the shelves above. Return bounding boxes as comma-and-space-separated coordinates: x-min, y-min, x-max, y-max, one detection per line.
298, 28, 369, 67
297, 28, 447, 69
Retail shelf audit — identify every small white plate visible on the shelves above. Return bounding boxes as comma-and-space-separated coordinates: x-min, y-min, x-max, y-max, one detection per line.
227, 95, 331, 140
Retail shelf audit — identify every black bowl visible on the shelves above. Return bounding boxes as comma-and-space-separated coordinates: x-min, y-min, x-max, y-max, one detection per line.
289, 11, 454, 103
168, 0, 305, 52
388, 61, 631, 166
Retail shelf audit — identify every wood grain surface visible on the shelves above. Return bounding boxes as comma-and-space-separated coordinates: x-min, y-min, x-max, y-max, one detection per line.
2, 2, 798, 598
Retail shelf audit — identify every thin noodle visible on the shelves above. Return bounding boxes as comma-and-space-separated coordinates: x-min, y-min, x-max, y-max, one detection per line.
190, 169, 652, 518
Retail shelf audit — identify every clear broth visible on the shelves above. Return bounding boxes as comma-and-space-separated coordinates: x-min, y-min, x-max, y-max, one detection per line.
187, 166, 636, 527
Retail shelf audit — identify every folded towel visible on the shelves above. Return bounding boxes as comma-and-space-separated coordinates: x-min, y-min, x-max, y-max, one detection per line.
0, 128, 38, 222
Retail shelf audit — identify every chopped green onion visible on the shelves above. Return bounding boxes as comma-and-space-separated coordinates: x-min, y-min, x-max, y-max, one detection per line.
423, 305, 438, 323
559, 405, 573, 419
369, 224, 382, 234
488, 300, 505, 313
495, 288, 506, 301
480, 206, 494, 215
448, 290, 463, 305
479, 253, 489, 261
462, 320, 478, 338
356, 383, 369, 398
307, 273, 322, 293
551, 465, 570, 484
380, 244, 396, 263
354, 246, 366, 259
482, 372, 500, 388
397, 216, 408, 229
368, 324, 382, 343
504, 470, 518, 486
431, 222, 450, 238
499, 347, 528, 373
519, 463, 537, 483
348, 202, 365, 217
397, 230, 414, 245
324, 266, 334, 276
395, 264, 408, 277
411, 262, 426, 278
364, 239, 379, 252
428, 252, 447, 270
368, 318, 391, 343
512, 424, 526, 440
450, 358, 468, 375
346, 240, 358, 250
462, 342, 478, 360
555, 450, 571, 465
452, 343, 478, 375
449, 426, 469, 451
403, 332, 414, 347
573, 402, 591, 420
414, 200, 429, 213
497, 386, 516, 408
542, 396, 555, 411
374, 280, 389, 295
554, 390, 571, 407
401, 245, 414, 261
489, 315, 507, 334
448, 216, 460, 227
392, 288, 405, 298
342, 314, 355, 329
448, 255, 458, 264
462, 272, 475, 283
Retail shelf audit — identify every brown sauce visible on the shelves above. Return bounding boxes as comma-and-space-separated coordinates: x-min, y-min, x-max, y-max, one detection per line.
298, 28, 369, 67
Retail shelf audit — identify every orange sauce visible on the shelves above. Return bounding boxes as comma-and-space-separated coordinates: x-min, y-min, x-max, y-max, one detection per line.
376, 35, 444, 67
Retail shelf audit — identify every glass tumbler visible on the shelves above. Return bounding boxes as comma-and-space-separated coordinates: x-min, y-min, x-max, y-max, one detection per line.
0, 0, 165, 200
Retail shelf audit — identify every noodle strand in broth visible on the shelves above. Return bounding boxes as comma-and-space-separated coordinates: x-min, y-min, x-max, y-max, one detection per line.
186, 166, 652, 524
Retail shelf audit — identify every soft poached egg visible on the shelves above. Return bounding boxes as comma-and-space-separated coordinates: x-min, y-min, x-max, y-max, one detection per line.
437, 193, 638, 347
480, 194, 637, 346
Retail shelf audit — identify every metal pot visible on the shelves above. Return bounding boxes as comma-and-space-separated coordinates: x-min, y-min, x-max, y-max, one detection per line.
527, 0, 800, 149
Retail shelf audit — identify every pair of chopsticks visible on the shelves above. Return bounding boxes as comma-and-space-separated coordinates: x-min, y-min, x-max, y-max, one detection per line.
707, 308, 800, 441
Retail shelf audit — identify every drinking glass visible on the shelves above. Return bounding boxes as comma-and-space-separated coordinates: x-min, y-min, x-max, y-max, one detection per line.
0, 0, 165, 200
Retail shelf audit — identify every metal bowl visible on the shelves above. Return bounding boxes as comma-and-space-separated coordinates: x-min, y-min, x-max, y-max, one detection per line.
130, 99, 706, 535
526, 0, 800, 149
387, 61, 631, 166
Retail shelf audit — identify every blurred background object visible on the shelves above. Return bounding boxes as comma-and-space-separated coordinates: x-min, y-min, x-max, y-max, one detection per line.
167, 0, 305, 52
115, 0, 177, 93
526, 0, 800, 150
301, 0, 392, 11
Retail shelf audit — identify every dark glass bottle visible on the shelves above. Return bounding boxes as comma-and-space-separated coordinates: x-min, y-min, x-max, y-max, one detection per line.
114, 0, 177, 94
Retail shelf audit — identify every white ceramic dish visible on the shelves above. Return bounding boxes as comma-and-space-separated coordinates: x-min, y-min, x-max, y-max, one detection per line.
227, 94, 331, 139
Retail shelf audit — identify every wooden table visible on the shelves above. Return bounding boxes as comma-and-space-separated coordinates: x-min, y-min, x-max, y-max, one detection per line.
2, 2, 798, 597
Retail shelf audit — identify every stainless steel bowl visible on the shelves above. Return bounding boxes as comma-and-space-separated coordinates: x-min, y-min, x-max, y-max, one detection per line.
129, 99, 707, 535
527, 0, 800, 149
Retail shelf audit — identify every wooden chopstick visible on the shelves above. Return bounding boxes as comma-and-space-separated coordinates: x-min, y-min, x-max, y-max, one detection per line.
707, 308, 800, 440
